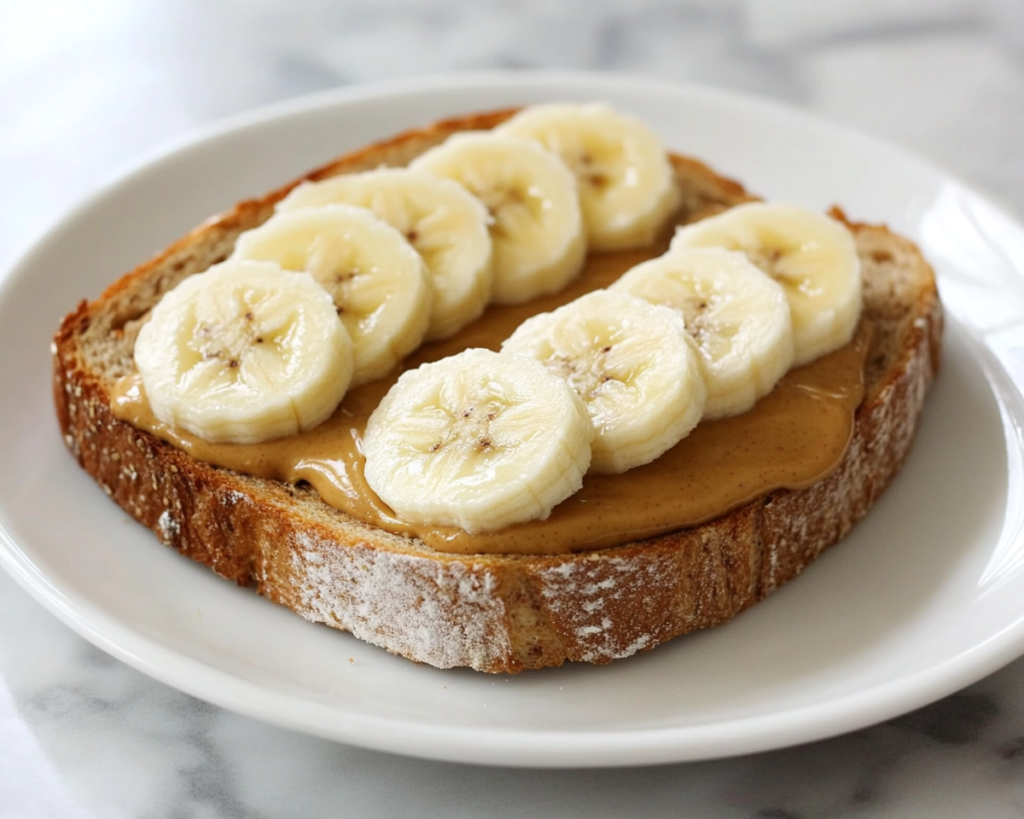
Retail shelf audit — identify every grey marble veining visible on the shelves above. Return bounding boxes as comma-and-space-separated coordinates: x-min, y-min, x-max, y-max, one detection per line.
3, 1, 1024, 816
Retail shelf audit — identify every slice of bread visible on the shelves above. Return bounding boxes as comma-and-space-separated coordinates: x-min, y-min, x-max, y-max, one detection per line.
52, 109, 943, 673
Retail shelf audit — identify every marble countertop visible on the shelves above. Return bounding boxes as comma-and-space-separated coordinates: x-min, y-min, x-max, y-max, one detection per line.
3, 1, 1024, 816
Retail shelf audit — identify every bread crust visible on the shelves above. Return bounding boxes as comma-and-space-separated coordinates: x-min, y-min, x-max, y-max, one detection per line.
52, 110, 942, 673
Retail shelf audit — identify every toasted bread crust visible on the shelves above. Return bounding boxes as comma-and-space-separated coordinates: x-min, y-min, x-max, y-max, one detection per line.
52, 111, 942, 672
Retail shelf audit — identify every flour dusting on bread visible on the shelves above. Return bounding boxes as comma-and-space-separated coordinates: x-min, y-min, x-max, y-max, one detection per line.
291, 533, 510, 669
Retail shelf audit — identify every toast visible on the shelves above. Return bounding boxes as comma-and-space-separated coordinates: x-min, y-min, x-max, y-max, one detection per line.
52, 109, 943, 673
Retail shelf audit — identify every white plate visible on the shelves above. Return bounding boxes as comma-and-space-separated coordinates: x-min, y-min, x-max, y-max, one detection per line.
3, 71, 1024, 768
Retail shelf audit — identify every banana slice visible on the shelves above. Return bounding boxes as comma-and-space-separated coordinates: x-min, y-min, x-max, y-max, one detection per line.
496, 102, 682, 251
277, 169, 493, 341
231, 204, 432, 384
501, 290, 706, 474
610, 247, 794, 420
670, 202, 862, 366
362, 348, 593, 534
134, 259, 353, 445
409, 132, 586, 304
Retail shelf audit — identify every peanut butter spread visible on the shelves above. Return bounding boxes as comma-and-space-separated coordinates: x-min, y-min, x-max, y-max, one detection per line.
112, 237, 868, 556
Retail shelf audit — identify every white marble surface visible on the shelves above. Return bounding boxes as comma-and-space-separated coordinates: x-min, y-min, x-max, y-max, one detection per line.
3, 0, 1024, 816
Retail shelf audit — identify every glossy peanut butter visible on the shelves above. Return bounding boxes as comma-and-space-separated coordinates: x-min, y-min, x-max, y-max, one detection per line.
112, 239, 868, 556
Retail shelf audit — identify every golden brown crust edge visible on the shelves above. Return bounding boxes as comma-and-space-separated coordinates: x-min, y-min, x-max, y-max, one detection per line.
52, 110, 942, 673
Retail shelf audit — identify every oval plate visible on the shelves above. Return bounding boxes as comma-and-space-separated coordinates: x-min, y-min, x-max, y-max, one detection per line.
3, 71, 1024, 767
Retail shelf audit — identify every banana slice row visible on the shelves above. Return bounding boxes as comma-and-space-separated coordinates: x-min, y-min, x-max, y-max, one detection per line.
365, 202, 863, 533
